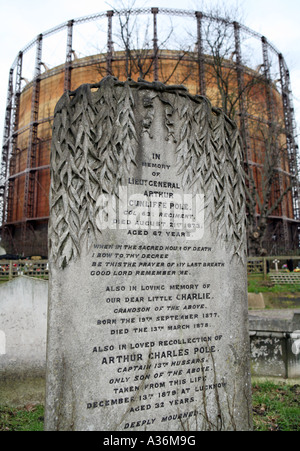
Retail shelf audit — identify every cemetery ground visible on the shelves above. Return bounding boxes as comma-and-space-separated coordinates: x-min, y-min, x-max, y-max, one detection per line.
0, 381, 299, 431
248, 274, 300, 309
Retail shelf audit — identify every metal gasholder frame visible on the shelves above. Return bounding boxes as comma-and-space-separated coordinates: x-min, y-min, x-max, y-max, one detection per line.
0, 7, 299, 253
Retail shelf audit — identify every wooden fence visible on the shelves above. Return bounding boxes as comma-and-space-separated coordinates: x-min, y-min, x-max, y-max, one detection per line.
247, 256, 300, 284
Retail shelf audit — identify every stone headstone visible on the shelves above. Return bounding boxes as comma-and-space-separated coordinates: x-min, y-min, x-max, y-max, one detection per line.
45, 77, 252, 431
248, 293, 265, 309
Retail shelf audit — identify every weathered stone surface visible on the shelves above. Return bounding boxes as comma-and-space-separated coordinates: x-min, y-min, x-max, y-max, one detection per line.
45, 77, 252, 431
0, 276, 48, 380
248, 293, 265, 309
249, 309, 300, 333
249, 310, 300, 379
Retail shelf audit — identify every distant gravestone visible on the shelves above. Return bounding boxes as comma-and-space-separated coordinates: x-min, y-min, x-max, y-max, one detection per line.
45, 77, 252, 431
248, 293, 265, 309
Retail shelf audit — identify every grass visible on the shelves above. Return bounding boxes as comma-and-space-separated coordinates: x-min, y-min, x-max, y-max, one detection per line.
0, 382, 299, 431
252, 381, 300, 431
248, 274, 300, 309
248, 274, 300, 294
0, 404, 44, 432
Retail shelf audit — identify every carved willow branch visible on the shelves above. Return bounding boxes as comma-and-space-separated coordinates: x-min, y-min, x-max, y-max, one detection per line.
49, 77, 246, 268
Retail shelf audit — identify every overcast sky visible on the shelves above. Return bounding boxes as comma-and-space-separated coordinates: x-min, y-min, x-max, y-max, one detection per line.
1, 0, 300, 151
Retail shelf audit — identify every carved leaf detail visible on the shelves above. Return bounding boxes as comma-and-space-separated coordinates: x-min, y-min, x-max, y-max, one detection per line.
49, 77, 246, 268
49, 78, 139, 268
176, 100, 246, 263
114, 81, 138, 185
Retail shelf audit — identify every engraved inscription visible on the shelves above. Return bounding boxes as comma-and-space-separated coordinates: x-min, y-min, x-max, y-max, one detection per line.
45, 77, 252, 432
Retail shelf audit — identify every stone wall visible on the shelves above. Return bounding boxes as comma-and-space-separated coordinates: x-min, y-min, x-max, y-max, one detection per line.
0, 276, 48, 381
249, 311, 300, 379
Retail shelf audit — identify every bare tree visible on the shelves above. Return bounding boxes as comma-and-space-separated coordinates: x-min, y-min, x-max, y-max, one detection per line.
189, 3, 294, 255
103, 0, 155, 79
245, 115, 292, 255
98, 2, 294, 255
101, 0, 196, 84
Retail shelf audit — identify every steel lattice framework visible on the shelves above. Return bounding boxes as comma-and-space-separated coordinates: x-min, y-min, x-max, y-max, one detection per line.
0, 7, 299, 254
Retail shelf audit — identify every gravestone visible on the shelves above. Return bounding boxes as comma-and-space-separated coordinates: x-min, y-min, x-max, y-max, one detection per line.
45, 77, 252, 431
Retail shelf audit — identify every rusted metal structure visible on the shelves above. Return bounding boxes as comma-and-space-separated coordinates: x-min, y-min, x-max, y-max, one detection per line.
0, 7, 299, 256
